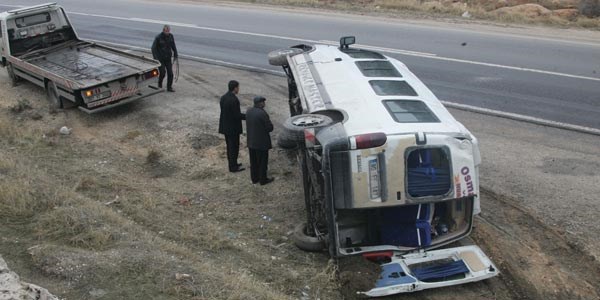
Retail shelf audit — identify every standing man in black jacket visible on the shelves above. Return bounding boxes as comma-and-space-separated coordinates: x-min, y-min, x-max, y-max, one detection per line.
151, 25, 178, 92
219, 80, 246, 173
246, 96, 274, 185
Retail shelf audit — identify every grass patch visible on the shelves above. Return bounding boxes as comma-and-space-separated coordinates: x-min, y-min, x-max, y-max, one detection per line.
0, 84, 340, 299
74, 176, 97, 192
0, 157, 62, 221
0, 152, 291, 298
9, 99, 32, 113
73, 173, 135, 199
146, 148, 163, 164
144, 148, 179, 178
575, 15, 600, 26
222, 0, 600, 29
35, 200, 123, 249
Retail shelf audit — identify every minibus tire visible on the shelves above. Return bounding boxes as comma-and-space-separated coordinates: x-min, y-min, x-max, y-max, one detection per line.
268, 48, 303, 66
293, 223, 326, 252
277, 131, 299, 149
280, 114, 333, 146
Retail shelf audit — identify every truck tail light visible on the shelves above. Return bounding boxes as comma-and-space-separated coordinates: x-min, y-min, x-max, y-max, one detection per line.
83, 89, 111, 101
145, 69, 159, 80
350, 132, 387, 149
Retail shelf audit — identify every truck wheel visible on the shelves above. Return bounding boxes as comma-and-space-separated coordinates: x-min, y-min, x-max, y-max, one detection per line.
268, 48, 303, 66
277, 114, 333, 149
46, 81, 62, 112
61, 98, 78, 109
6, 63, 20, 87
292, 223, 327, 252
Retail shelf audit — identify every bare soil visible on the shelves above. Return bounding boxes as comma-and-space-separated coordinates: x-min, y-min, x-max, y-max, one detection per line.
1, 58, 599, 299
338, 256, 381, 299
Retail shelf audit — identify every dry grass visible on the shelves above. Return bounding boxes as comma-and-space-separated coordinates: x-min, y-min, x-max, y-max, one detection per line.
0, 117, 25, 144
9, 98, 32, 113
0, 95, 337, 299
574, 14, 600, 26
224, 0, 600, 29
0, 123, 60, 221
35, 200, 124, 249
146, 148, 163, 164
0, 52, 347, 299
0, 135, 293, 298
120, 129, 142, 142
0, 160, 41, 220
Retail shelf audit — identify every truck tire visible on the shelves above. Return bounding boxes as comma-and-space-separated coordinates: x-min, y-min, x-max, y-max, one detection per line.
292, 223, 327, 252
6, 63, 20, 87
46, 81, 62, 112
61, 98, 78, 109
277, 114, 333, 149
268, 48, 303, 66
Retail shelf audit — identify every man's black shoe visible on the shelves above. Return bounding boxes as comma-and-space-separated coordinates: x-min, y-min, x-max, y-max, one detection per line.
167, 88, 175, 92
230, 167, 245, 173
236, 163, 243, 168
260, 178, 275, 185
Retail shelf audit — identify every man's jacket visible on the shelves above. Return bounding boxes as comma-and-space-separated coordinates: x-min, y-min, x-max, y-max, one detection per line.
219, 91, 246, 136
246, 106, 273, 150
151, 32, 178, 61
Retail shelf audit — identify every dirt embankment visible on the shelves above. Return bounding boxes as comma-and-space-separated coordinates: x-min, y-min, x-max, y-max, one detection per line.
0, 61, 338, 299
1, 58, 599, 299
174, 0, 600, 28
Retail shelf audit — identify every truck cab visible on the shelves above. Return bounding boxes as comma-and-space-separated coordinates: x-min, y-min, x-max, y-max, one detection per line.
269, 37, 498, 296
1, 4, 75, 55
0, 3, 74, 69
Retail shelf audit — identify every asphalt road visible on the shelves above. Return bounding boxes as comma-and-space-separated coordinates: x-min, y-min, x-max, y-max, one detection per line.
1, 0, 599, 129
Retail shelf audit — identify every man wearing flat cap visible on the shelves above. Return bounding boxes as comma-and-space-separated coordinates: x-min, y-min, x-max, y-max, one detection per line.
246, 96, 274, 185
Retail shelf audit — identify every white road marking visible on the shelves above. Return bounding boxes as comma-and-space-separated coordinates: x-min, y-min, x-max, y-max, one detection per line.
319, 39, 600, 82
473, 76, 503, 83
128, 17, 312, 42
79, 12, 600, 82
440, 101, 600, 136
91, 39, 600, 136
318, 40, 437, 56
67, 11, 314, 43
88, 39, 285, 75
422, 54, 600, 82
1, 3, 598, 81
2, 3, 598, 133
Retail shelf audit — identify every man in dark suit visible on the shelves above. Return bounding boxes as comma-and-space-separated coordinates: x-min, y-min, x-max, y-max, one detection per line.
151, 25, 178, 92
219, 80, 246, 172
246, 96, 274, 185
